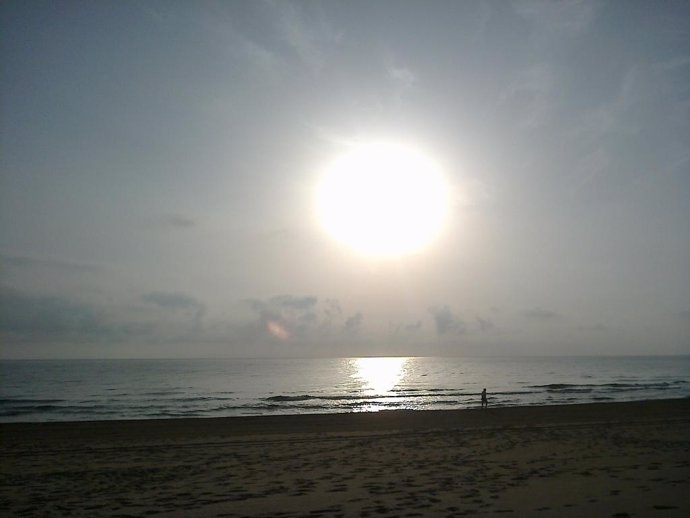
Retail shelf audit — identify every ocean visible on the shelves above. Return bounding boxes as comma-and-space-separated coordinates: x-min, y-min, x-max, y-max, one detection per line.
1, 356, 688, 422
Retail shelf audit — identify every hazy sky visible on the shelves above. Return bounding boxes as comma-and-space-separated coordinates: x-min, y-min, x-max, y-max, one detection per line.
2, 0, 689, 358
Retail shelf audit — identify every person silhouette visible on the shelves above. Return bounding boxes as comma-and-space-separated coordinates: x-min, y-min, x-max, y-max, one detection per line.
481, 388, 488, 409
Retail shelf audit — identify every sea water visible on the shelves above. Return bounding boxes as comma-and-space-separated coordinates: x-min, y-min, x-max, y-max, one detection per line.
1, 356, 689, 422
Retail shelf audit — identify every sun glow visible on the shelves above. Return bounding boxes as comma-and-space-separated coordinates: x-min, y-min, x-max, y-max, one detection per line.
353, 357, 408, 394
317, 142, 449, 257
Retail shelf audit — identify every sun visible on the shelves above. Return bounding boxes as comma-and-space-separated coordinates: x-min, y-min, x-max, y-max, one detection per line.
316, 142, 449, 257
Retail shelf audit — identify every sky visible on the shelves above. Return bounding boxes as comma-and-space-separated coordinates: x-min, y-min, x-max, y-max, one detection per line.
1, 0, 689, 359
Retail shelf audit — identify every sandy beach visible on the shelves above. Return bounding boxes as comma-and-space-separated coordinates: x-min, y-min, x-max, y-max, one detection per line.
1, 399, 689, 517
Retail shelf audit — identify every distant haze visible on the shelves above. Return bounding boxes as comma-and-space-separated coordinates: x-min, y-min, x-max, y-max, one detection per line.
1, 1, 689, 358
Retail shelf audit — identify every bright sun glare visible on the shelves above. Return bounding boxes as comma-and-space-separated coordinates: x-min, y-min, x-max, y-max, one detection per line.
317, 142, 449, 257
354, 357, 408, 394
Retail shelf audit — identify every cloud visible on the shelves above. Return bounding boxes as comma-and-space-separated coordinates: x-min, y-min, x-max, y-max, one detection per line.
0, 287, 150, 343
513, 0, 596, 37
389, 320, 423, 342
268, 294, 318, 311
476, 316, 496, 333
383, 60, 419, 109
244, 294, 363, 344
322, 298, 342, 321
656, 55, 690, 73
1, 253, 101, 274
523, 307, 562, 320
428, 306, 498, 338
405, 320, 423, 332
0, 286, 215, 348
498, 64, 556, 129
429, 305, 466, 336
577, 322, 609, 332
268, 0, 340, 73
570, 59, 690, 202
388, 65, 416, 88
233, 35, 287, 77
344, 312, 363, 334
244, 294, 319, 342
0, 287, 101, 336
142, 291, 205, 325
387, 64, 417, 94
454, 177, 494, 208
142, 291, 202, 310
163, 214, 195, 228
219, 1, 340, 77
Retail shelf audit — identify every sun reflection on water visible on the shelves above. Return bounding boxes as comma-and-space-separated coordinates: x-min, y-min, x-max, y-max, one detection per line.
352, 357, 409, 395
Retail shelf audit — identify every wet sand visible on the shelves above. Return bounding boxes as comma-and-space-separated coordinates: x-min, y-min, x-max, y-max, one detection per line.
1, 399, 689, 517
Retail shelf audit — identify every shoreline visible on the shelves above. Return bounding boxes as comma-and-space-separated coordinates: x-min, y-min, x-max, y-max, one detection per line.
1, 398, 688, 440
2, 399, 689, 517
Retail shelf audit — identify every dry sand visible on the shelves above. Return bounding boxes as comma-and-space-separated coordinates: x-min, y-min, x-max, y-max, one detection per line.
1, 399, 689, 517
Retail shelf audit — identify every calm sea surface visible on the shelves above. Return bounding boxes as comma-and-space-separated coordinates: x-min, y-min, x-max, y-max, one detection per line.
1, 356, 689, 422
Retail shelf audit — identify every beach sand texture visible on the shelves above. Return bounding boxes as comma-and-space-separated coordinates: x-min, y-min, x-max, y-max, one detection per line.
1, 399, 689, 517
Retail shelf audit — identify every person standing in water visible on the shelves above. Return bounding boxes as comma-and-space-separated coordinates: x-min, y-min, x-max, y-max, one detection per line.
481, 388, 488, 409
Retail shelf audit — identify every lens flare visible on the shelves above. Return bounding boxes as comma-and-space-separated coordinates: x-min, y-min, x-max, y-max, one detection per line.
266, 319, 289, 340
